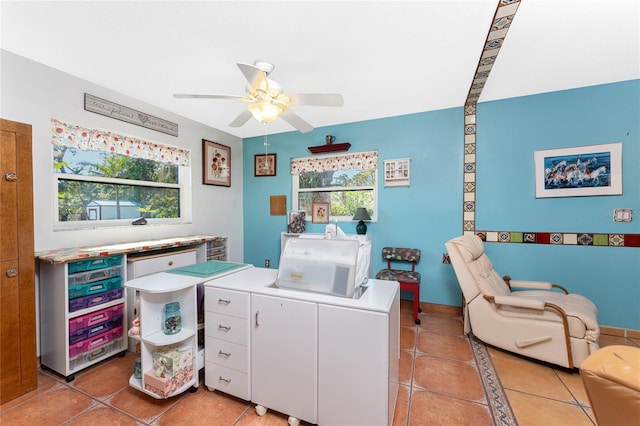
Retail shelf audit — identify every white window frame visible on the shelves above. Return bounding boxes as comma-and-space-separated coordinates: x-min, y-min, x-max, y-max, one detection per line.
291, 152, 378, 223
53, 159, 192, 231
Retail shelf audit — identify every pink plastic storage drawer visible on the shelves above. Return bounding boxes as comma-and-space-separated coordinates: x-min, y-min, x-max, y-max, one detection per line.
68, 287, 124, 313
69, 304, 124, 333
69, 325, 124, 358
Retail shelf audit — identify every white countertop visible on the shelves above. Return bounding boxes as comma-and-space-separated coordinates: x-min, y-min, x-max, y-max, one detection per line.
203, 267, 398, 314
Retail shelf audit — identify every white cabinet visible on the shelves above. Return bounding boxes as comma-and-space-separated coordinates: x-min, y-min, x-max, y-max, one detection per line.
251, 294, 318, 425
318, 300, 400, 425
204, 287, 251, 400
39, 256, 127, 381
125, 274, 199, 399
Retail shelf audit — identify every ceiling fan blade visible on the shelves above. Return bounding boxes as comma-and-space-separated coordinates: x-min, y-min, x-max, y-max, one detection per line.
173, 93, 246, 100
237, 63, 269, 93
229, 109, 253, 128
280, 107, 314, 133
288, 93, 344, 107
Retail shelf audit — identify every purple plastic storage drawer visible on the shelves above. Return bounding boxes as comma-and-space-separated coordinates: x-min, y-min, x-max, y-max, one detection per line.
69, 325, 124, 358
68, 287, 124, 313
69, 304, 124, 333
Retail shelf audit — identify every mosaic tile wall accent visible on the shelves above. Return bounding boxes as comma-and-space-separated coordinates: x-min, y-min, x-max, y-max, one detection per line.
462, 0, 639, 248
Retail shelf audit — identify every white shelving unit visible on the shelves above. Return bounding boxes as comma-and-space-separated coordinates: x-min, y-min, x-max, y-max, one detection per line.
125, 273, 201, 399
39, 255, 127, 382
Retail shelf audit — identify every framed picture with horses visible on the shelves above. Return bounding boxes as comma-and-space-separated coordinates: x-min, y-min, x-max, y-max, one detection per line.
534, 142, 621, 198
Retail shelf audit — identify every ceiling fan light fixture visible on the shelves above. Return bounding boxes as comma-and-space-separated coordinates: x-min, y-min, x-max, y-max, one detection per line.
248, 101, 284, 124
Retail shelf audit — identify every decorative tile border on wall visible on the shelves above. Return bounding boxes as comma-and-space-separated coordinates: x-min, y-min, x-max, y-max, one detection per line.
462, 0, 638, 249
475, 231, 640, 247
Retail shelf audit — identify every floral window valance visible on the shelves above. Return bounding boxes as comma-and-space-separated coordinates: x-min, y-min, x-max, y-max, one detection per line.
290, 151, 378, 175
50, 118, 191, 167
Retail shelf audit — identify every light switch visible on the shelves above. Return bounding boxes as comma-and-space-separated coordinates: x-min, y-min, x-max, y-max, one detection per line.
613, 208, 632, 222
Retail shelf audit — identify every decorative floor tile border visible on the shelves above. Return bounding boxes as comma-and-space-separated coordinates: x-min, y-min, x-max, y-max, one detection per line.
461, 0, 638, 249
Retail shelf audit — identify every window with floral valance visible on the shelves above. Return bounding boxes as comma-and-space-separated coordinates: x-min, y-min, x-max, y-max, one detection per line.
291, 151, 378, 222
50, 118, 191, 227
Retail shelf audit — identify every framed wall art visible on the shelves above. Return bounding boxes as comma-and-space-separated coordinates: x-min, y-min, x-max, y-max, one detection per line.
534, 142, 622, 198
383, 158, 410, 187
311, 202, 330, 224
254, 153, 277, 177
203, 139, 231, 187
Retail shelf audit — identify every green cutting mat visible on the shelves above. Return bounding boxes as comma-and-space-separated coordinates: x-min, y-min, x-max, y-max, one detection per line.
167, 260, 249, 278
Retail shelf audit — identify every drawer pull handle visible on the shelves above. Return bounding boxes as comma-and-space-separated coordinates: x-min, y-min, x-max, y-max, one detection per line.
6, 269, 18, 278
218, 376, 231, 383
218, 350, 231, 357
5, 173, 17, 182
218, 325, 231, 331
168, 261, 173, 266
218, 298, 231, 305
255, 310, 260, 327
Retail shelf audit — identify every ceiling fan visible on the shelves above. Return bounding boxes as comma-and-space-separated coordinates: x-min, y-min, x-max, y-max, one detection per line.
173, 60, 344, 133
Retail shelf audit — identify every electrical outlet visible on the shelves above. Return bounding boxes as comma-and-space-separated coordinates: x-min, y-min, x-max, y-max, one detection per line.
265, 259, 270, 268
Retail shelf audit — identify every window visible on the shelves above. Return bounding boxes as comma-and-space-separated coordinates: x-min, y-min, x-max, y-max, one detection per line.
51, 118, 191, 228
291, 151, 378, 222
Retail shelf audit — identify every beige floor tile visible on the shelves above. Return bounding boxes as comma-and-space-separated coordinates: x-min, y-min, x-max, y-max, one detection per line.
109, 386, 181, 422
392, 384, 410, 426
398, 349, 414, 385
160, 387, 251, 425
492, 356, 575, 402
72, 352, 136, 398
505, 389, 593, 426
0, 387, 93, 425
400, 325, 417, 350
409, 389, 493, 426
65, 405, 137, 425
554, 368, 591, 407
418, 314, 464, 336
416, 331, 473, 361
413, 355, 485, 403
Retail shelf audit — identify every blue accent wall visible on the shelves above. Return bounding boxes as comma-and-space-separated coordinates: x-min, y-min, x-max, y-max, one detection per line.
243, 80, 640, 329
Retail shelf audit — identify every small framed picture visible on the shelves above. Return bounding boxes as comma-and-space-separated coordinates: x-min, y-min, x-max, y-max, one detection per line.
254, 153, 277, 177
312, 202, 330, 224
203, 139, 231, 187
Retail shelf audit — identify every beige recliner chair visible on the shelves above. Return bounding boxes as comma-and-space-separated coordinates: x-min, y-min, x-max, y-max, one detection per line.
445, 234, 600, 368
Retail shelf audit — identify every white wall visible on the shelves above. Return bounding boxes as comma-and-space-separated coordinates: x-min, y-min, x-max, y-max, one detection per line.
1, 50, 244, 259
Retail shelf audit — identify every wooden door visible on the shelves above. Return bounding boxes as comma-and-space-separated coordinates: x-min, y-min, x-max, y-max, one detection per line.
0, 118, 36, 404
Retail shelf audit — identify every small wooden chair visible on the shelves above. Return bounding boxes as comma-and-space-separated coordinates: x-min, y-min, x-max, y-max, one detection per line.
375, 247, 422, 324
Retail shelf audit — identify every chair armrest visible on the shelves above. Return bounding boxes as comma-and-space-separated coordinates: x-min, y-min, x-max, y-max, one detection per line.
503, 275, 568, 294
485, 294, 545, 310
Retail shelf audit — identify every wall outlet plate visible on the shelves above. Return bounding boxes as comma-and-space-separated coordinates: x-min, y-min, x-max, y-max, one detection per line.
613, 208, 632, 222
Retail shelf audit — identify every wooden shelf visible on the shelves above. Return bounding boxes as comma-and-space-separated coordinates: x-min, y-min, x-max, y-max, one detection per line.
308, 142, 351, 154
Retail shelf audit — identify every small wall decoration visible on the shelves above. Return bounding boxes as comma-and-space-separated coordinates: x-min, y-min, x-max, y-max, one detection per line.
311, 202, 330, 224
254, 153, 277, 177
534, 142, 622, 198
288, 210, 306, 233
270, 195, 286, 215
84, 93, 178, 136
383, 158, 411, 187
203, 140, 231, 187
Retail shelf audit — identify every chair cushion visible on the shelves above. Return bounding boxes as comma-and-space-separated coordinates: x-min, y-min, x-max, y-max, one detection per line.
376, 268, 421, 284
497, 290, 600, 341
382, 247, 421, 263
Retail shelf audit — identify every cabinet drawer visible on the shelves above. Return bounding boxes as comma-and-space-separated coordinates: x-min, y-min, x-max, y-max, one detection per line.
204, 287, 249, 318
205, 312, 248, 345
205, 362, 249, 401
205, 338, 248, 372
128, 250, 197, 277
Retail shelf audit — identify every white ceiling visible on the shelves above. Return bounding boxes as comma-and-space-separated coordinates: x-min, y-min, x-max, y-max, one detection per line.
1, 0, 638, 139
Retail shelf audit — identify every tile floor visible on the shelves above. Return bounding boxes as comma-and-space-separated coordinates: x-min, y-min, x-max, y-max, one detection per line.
1, 300, 638, 425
